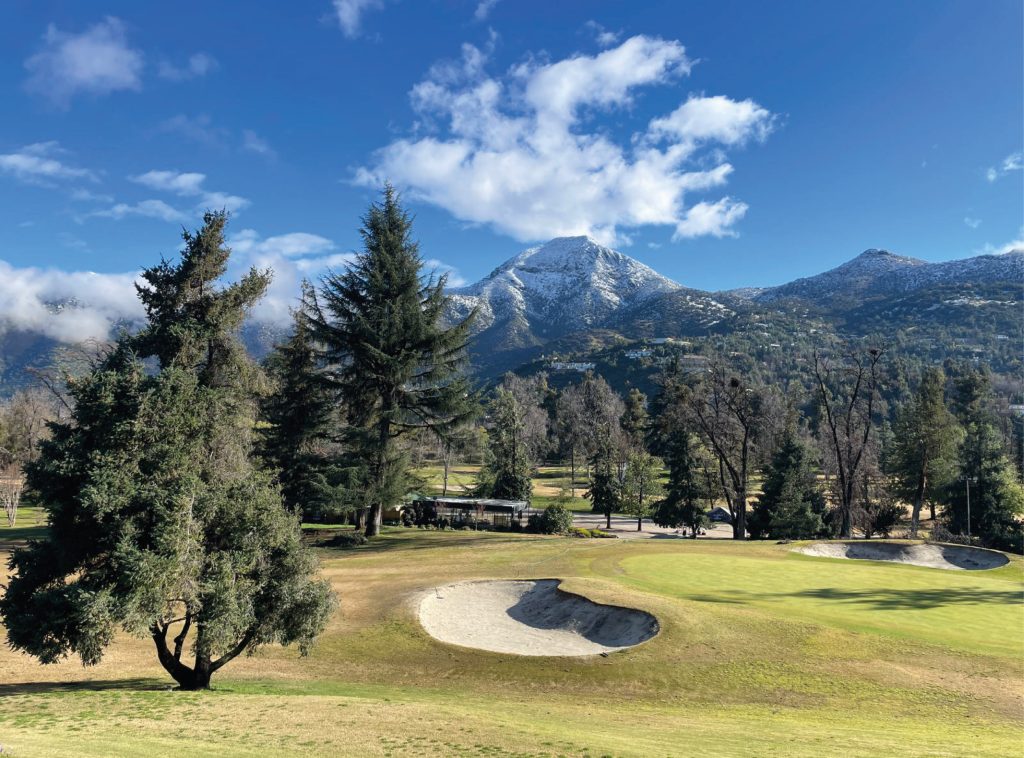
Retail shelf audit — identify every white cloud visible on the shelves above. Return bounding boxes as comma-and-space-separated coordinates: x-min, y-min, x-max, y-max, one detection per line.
672, 197, 748, 239
474, 0, 499, 21
131, 169, 207, 195
24, 17, 143, 107
986, 151, 1022, 182
963, 216, 981, 229
230, 229, 335, 258
423, 258, 467, 288
649, 95, 774, 146
158, 114, 229, 146
228, 228, 348, 323
0, 222, 469, 344
241, 130, 276, 158
128, 169, 250, 214
158, 52, 218, 81
0, 260, 146, 343
89, 199, 189, 223
333, 0, 385, 37
584, 21, 621, 48
356, 36, 772, 245
0, 142, 97, 185
976, 227, 1024, 256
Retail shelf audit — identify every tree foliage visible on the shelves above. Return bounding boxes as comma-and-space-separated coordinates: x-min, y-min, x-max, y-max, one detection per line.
885, 367, 960, 536
620, 451, 662, 531
304, 186, 478, 535
749, 429, 827, 540
479, 387, 533, 501
0, 212, 335, 690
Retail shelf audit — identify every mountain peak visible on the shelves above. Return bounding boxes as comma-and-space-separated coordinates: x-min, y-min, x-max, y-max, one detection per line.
448, 236, 681, 352
847, 248, 925, 267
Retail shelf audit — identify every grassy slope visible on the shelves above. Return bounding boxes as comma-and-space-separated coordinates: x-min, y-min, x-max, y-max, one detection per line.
0, 528, 1021, 757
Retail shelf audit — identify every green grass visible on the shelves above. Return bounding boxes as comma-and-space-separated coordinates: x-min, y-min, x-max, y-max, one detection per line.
1, 527, 1021, 756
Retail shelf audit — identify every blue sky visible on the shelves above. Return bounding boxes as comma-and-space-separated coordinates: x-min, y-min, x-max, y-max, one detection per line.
0, 1, 1021, 339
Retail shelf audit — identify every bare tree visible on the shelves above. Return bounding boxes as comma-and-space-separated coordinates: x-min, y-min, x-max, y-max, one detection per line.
1, 466, 22, 527
813, 347, 884, 538
688, 365, 762, 539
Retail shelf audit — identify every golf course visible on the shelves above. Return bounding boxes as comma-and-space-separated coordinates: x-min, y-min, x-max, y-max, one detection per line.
1, 520, 1020, 757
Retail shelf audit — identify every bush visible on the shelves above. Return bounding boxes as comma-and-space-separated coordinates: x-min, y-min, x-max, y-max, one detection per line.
527, 503, 574, 535
324, 531, 368, 549
568, 527, 617, 539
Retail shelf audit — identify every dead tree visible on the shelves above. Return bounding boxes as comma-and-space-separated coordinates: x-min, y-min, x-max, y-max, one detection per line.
688, 366, 761, 539
1, 466, 23, 527
813, 347, 884, 538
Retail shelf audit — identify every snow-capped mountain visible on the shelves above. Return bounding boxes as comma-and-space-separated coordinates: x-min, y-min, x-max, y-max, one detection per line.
744, 248, 1024, 303
448, 236, 682, 354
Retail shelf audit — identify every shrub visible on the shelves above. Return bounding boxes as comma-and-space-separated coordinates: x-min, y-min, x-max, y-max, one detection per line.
324, 531, 368, 549
568, 527, 618, 539
527, 503, 574, 535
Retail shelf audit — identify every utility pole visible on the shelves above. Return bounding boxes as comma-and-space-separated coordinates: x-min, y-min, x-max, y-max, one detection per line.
964, 476, 977, 542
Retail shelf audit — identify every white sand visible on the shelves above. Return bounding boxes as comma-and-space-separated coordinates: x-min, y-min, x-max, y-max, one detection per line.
796, 541, 1009, 571
418, 579, 659, 656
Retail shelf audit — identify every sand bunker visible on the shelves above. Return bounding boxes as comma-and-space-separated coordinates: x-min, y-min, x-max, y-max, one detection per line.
797, 541, 1009, 571
418, 579, 659, 656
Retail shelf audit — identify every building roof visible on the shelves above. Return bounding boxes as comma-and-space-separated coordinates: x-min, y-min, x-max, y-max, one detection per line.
417, 496, 529, 512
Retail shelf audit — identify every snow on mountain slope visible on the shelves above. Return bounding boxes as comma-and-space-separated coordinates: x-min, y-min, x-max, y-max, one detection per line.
448, 236, 682, 348
749, 248, 1024, 303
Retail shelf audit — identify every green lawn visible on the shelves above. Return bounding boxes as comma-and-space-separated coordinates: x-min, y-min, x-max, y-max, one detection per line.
0, 527, 1021, 756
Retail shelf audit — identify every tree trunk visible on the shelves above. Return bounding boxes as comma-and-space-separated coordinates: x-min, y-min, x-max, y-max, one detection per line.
442, 455, 449, 496
909, 468, 927, 538
839, 481, 854, 538
637, 515, 642, 532
365, 411, 392, 538
365, 503, 382, 538
151, 624, 212, 690
570, 448, 576, 497
733, 489, 746, 539
606, 509, 612, 530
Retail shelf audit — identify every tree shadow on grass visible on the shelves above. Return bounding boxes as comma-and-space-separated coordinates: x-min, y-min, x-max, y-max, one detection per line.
788, 587, 1023, 610
0, 678, 168, 696
683, 587, 1023, 610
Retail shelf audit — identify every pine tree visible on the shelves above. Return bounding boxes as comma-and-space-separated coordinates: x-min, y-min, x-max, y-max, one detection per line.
305, 186, 478, 536
948, 421, 1024, 552
479, 388, 533, 501
749, 430, 827, 540
651, 431, 710, 537
0, 212, 335, 690
586, 429, 620, 529
886, 368, 961, 536
621, 388, 649, 452
261, 307, 341, 520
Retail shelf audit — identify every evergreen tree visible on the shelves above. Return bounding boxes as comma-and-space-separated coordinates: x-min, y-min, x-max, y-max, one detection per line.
305, 186, 478, 536
749, 430, 827, 540
261, 307, 340, 520
947, 421, 1024, 553
585, 429, 620, 529
479, 388, 533, 501
621, 388, 649, 451
0, 212, 335, 690
620, 451, 662, 532
651, 431, 710, 537
886, 368, 960, 536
